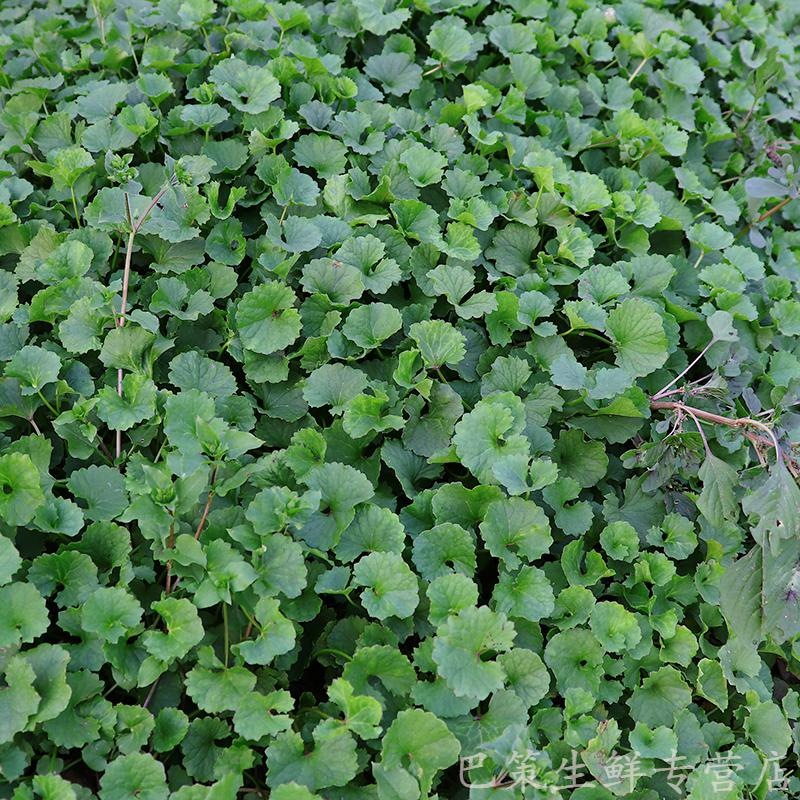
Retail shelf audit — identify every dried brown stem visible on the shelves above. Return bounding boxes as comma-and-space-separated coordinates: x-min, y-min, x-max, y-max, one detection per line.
650, 399, 797, 476
683, 407, 711, 455
652, 337, 717, 400
737, 195, 794, 240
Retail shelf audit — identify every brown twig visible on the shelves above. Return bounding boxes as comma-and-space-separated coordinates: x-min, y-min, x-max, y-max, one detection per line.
754, 195, 793, 225
193, 466, 218, 541
650, 399, 797, 476
737, 195, 794, 240
683, 407, 711, 455
652, 337, 717, 401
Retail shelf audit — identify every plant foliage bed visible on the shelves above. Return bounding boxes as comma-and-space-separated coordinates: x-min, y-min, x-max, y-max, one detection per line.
2, 0, 800, 797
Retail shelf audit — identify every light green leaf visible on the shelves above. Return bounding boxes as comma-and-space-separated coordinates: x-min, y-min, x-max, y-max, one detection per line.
237, 281, 302, 355
353, 552, 419, 620
606, 298, 668, 377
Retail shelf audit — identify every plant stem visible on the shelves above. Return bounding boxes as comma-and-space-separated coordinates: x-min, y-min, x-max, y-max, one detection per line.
562, 328, 613, 345
194, 466, 218, 541
115, 227, 136, 458
142, 679, 159, 709
683, 407, 711, 455
737, 196, 794, 239
628, 57, 648, 83
165, 516, 175, 594
29, 416, 42, 436
755, 195, 793, 224
312, 647, 352, 661
692, 252, 705, 270
70, 187, 81, 227
95, 438, 115, 465
91, 0, 106, 44
422, 63, 443, 76
37, 391, 58, 416
652, 337, 717, 400
650, 399, 793, 473
222, 603, 229, 668
114, 180, 175, 459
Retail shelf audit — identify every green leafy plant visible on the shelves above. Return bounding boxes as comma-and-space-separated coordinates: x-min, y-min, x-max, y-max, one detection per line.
1, 0, 800, 798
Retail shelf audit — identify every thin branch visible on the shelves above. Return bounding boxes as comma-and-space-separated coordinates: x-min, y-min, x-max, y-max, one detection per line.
124, 192, 133, 229
652, 337, 717, 400
684, 407, 711, 455
628, 57, 649, 83
737, 416, 781, 458
737, 195, 794, 240
737, 94, 760, 132
114, 179, 176, 459
755, 195, 793, 225
194, 466, 218, 541
97, 437, 114, 463
222, 602, 230, 668
422, 62, 444, 76
650, 399, 796, 475
165, 515, 176, 594
142, 678, 159, 709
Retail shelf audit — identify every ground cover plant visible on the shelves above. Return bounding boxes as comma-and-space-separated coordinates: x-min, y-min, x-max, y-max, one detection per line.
2, 0, 800, 797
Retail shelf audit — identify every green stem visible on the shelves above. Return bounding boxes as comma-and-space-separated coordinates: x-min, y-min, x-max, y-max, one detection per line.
238, 605, 261, 638
561, 329, 612, 346
422, 63, 444, 76
692, 252, 705, 270
222, 603, 229, 669
37, 391, 58, 416
110, 232, 122, 275
312, 647, 352, 662
70, 187, 81, 227
304, 546, 334, 565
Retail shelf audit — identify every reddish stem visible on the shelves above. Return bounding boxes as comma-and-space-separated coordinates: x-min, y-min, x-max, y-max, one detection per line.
194, 466, 218, 541
650, 399, 796, 475
756, 195, 792, 224
737, 195, 794, 240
